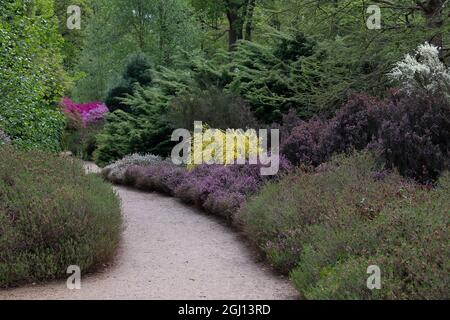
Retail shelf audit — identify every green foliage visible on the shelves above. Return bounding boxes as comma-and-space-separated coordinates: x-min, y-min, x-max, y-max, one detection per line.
105, 53, 153, 113
0, 147, 122, 287
291, 172, 450, 300
239, 151, 449, 299
94, 64, 195, 166
226, 34, 317, 122
0, 0, 66, 151
54, 0, 93, 70
72, 0, 200, 102
62, 122, 104, 161
168, 87, 258, 130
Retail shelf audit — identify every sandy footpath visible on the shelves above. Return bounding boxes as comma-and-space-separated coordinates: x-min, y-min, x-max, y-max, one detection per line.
0, 163, 296, 300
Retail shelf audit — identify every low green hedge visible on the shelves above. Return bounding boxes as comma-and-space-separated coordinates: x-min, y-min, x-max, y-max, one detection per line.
0, 146, 122, 287
238, 152, 449, 299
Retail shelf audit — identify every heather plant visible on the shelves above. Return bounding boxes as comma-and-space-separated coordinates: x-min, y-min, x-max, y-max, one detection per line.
290, 172, 449, 300
240, 151, 449, 299
127, 163, 188, 196
105, 53, 153, 113
102, 153, 165, 183
102, 152, 291, 220
376, 94, 450, 183
238, 152, 418, 273
176, 158, 292, 219
0, 147, 122, 287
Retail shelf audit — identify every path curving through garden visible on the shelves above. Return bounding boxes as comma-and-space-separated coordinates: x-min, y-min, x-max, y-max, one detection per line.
0, 163, 297, 300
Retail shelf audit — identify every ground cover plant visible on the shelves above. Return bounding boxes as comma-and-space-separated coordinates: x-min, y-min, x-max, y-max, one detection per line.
102, 155, 292, 220
238, 152, 450, 299
0, 147, 122, 288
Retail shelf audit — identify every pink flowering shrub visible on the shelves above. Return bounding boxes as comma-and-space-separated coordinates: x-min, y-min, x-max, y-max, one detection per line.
61, 97, 109, 126
61, 98, 109, 160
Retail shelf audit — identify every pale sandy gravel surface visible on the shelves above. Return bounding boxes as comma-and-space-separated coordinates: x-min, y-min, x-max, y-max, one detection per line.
0, 162, 297, 300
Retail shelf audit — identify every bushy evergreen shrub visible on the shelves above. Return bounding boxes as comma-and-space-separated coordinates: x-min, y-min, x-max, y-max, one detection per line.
238, 152, 414, 273
227, 38, 317, 123
105, 53, 153, 113
0, 147, 122, 287
239, 152, 449, 299
290, 171, 450, 300
168, 88, 258, 130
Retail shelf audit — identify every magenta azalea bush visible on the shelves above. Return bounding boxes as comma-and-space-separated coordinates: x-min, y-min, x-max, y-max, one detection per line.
61, 97, 109, 126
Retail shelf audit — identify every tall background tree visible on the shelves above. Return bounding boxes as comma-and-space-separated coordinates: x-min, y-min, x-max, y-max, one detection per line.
0, 0, 66, 150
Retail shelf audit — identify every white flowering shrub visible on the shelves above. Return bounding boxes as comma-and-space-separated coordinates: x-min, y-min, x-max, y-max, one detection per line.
389, 43, 450, 100
102, 153, 164, 182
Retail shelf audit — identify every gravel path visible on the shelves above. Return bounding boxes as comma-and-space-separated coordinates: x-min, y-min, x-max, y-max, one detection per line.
0, 163, 297, 300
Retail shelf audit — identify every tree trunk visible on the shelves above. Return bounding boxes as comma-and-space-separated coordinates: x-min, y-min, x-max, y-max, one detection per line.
244, 0, 256, 41
227, 10, 242, 50
226, 2, 245, 51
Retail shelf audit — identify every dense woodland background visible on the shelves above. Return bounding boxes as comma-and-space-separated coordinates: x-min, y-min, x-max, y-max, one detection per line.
1, 0, 449, 153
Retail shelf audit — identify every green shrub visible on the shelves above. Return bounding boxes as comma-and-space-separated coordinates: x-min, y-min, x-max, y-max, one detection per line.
0, 147, 122, 287
94, 64, 195, 166
291, 173, 449, 299
168, 87, 258, 130
238, 152, 412, 272
238, 152, 449, 299
62, 122, 105, 161
105, 53, 153, 113
0, 0, 66, 151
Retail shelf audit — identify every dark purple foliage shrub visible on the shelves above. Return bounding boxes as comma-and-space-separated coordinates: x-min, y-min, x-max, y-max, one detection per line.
376, 95, 450, 183
324, 94, 387, 156
280, 92, 449, 183
123, 165, 143, 186
281, 94, 387, 167
281, 117, 329, 167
